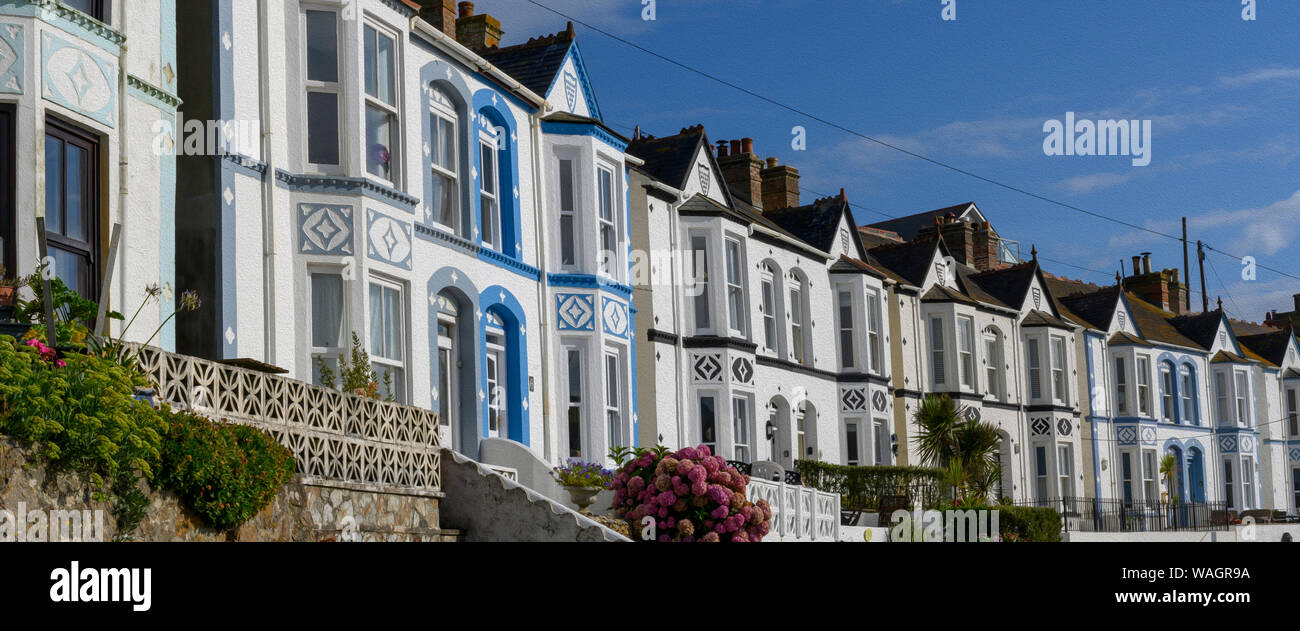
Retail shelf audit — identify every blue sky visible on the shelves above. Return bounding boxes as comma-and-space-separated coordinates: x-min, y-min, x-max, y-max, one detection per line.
477, 0, 1300, 323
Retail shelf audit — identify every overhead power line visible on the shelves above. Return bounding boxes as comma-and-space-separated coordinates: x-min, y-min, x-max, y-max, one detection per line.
525, 0, 1300, 284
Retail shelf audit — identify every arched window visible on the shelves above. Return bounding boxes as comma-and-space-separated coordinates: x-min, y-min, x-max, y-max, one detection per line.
478, 125, 503, 251
788, 269, 811, 365
475, 99, 520, 257
481, 293, 528, 444
1159, 360, 1176, 422
1179, 363, 1198, 425
429, 86, 460, 232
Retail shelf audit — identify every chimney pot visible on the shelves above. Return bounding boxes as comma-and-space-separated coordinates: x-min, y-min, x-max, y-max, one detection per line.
1141, 252, 1152, 274
741, 138, 754, 155
1131, 256, 1142, 275
459, 1, 474, 17
729, 139, 742, 155
716, 141, 729, 158
1293, 293, 1300, 311
766, 157, 779, 168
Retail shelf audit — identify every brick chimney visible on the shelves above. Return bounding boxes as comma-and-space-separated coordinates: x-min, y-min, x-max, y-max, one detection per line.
418, 0, 458, 38
918, 214, 975, 267
760, 157, 800, 211
455, 2, 503, 51
1122, 253, 1188, 314
717, 138, 763, 209
972, 221, 1001, 272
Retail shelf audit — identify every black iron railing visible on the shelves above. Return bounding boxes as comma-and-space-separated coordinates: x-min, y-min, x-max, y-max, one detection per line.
1012, 497, 1230, 532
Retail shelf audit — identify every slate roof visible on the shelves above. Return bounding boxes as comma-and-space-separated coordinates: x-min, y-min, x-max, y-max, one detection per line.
865, 202, 978, 241
964, 262, 1039, 310
1236, 330, 1293, 367
1021, 310, 1074, 329
1123, 293, 1203, 350
1055, 284, 1123, 331
1285, 368, 1300, 380
921, 284, 978, 305
953, 265, 1010, 309
1108, 331, 1152, 347
867, 237, 942, 287
541, 112, 629, 143
1169, 310, 1227, 349
763, 195, 852, 254
829, 255, 889, 280
478, 25, 577, 99
627, 125, 708, 191
1211, 350, 1252, 364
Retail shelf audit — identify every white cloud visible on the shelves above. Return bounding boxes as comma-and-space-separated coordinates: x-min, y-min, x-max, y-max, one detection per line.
1058, 171, 1138, 194
1219, 67, 1300, 87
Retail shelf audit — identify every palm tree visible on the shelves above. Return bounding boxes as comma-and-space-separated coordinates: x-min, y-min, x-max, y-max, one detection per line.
913, 394, 1004, 505
1159, 454, 1179, 504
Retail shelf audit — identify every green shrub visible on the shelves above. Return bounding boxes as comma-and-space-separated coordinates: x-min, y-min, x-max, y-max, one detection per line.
997, 505, 1062, 542
156, 410, 296, 531
795, 460, 947, 510
0, 335, 164, 536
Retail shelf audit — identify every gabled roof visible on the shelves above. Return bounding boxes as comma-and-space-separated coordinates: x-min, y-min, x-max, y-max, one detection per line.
1123, 293, 1202, 350
1048, 280, 1122, 331
1285, 368, 1300, 380
1021, 310, 1074, 329
762, 194, 860, 256
964, 261, 1040, 311
479, 24, 580, 105
829, 255, 890, 281
627, 125, 711, 193
541, 112, 629, 144
865, 202, 983, 241
953, 265, 1010, 309
1236, 330, 1293, 367
1169, 310, 1229, 350
1211, 350, 1252, 364
868, 237, 945, 287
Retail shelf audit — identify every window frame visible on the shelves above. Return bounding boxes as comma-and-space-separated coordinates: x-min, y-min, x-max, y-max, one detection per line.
760, 266, 778, 353
1179, 365, 1196, 425
428, 87, 460, 233
308, 268, 348, 387
1136, 355, 1151, 418
367, 277, 407, 402
44, 116, 101, 301
1114, 356, 1129, 415
866, 290, 882, 374
732, 395, 751, 463
478, 128, 503, 251
604, 347, 625, 453
362, 20, 402, 185
596, 163, 620, 279
724, 236, 747, 337
485, 333, 505, 438
1233, 370, 1250, 427
1159, 362, 1175, 423
437, 315, 457, 441
930, 315, 947, 388
563, 344, 586, 459
1049, 335, 1067, 404
698, 393, 718, 454
984, 329, 1001, 400
556, 156, 579, 269
1026, 337, 1042, 400
689, 232, 712, 334
837, 288, 857, 370
788, 275, 809, 365
1057, 444, 1074, 498
303, 8, 344, 172
957, 315, 975, 389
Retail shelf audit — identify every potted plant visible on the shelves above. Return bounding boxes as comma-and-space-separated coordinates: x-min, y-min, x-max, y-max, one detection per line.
552, 459, 613, 515
0, 265, 29, 321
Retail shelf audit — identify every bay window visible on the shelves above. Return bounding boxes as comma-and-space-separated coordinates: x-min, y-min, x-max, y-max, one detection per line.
725, 238, 746, 336
368, 279, 405, 402
1216, 371, 1230, 425
1234, 371, 1249, 427
310, 271, 346, 386
363, 23, 399, 183
1026, 337, 1041, 399
305, 10, 341, 168
1115, 356, 1128, 415
429, 88, 459, 231
957, 316, 974, 389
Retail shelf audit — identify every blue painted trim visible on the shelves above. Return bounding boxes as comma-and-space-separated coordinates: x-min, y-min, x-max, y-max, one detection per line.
274, 169, 419, 211
547, 273, 633, 298
472, 90, 523, 256
418, 59, 474, 230
428, 267, 483, 455
478, 247, 542, 282
551, 43, 602, 121
541, 120, 628, 153
414, 222, 479, 256
470, 70, 540, 113
0, 22, 22, 95
222, 153, 268, 180
0, 1, 124, 54
479, 285, 530, 446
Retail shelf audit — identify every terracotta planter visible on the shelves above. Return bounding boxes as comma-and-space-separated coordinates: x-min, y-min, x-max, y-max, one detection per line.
0, 286, 14, 308
564, 486, 604, 515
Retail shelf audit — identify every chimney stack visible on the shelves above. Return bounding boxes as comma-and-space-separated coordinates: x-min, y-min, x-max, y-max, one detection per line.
716, 141, 729, 159
918, 216, 976, 268
1141, 252, 1152, 274
418, 0, 458, 38
717, 138, 763, 209
760, 157, 800, 211
1123, 254, 1186, 313
972, 221, 1001, 272
1294, 293, 1300, 312
1131, 255, 1142, 276
455, 1, 503, 50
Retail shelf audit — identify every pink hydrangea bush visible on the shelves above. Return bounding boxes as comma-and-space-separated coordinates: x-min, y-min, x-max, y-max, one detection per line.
609, 445, 771, 542
24, 338, 65, 368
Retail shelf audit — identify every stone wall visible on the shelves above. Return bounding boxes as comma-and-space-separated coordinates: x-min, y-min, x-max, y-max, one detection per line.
0, 438, 445, 542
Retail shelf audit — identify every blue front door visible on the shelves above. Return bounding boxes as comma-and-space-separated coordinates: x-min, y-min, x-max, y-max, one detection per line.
1188, 449, 1206, 503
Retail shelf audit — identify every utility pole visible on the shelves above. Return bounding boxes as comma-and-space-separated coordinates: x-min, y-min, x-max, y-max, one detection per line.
1197, 240, 1209, 313
1182, 218, 1191, 312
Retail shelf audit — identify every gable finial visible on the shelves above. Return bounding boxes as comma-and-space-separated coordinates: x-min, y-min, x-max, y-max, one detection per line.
1217, 297, 1223, 311
1030, 244, 1038, 261
1115, 270, 1122, 284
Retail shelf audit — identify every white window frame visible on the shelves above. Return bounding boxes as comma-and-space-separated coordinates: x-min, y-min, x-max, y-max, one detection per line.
303, 7, 344, 173
931, 315, 947, 387
957, 316, 974, 389
1026, 337, 1042, 400
485, 333, 505, 438
604, 348, 624, 453
1215, 370, 1231, 426
1136, 355, 1151, 418
698, 393, 718, 454
844, 417, 863, 466
368, 277, 406, 402
1223, 457, 1235, 509
1286, 386, 1299, 438
479, 128, 502, 251
1234, 370, 1250, 427
1142, 449, 1157, 503
866, 290, 882, 374
1241, 455, 1255, 510
362, 21, 401, 185
838, 288, 857, 370
789, 277, 808, 365
1115, 355, 1129, 415
732, 396, 751, 462
597, 164, 620, 278
760, 266, 778, 353
1180, 365, 1196, 425
724, 236, 747, 337
429, 87, 460, 233
1050, 335, 1067, 404
563, 344, 586, 458
1121, 451, 1134, 506
873, 418, 889, 465
1159, 363, 1175, 422
984, 329, 1001, 399
557, 156, 579, 269
689, 232, 712, 334
437, 314, 457, 443
1058, 444, 1074, 499
1034, 444, 1050, 501
309, 268, 347, 386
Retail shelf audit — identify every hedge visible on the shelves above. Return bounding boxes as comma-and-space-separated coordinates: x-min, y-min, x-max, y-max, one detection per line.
997, 505, 1062, 542
795, 460, 947, 511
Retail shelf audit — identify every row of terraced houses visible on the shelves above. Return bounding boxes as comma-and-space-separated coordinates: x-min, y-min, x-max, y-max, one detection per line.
3, 0, 1299, 519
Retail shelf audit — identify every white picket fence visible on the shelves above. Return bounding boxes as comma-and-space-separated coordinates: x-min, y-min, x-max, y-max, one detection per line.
747, 478, 841, 541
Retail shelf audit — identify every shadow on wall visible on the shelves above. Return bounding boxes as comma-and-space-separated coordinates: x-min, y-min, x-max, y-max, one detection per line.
477, 438, 615, 516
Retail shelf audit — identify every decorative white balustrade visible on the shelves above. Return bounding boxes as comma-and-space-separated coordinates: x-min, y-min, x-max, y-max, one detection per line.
130, 345, 441, 494
747, 478, 841, 541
